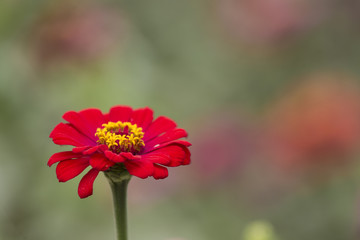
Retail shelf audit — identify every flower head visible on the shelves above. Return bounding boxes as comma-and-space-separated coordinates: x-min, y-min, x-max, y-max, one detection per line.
265, 73, 360, 169
48, 106, 191, 198
217, 0, 326, 46
30, 2, 123, 67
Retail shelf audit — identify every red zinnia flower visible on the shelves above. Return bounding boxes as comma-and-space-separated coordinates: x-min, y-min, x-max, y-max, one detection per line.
48, 106, 191, 198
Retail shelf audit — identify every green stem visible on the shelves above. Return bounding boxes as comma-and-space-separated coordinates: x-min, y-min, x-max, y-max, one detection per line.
105, 168, 131, 240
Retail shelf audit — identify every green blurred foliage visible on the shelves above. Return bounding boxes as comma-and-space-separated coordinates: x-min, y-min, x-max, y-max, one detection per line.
243, 221, 278, 240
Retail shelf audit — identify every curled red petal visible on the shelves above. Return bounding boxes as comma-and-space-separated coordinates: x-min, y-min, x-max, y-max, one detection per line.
72, 146, 91, 153
89, 153, 115, 171
109, 105, 133, 122
120, 152, 141, 160
145, 128, 188, 151
48, 151, 83, 167
124, 159, 154, 179
83, 145, 107, 155
78, 168, 100, 199
131, 107, 154, 130
153, 164, 169, 179
143, 144, 191, 167
83, 147, 99, 155
182, 146, 191, 165
183, 148, 191, 165
105, 151, 126, 163
144, 140, 192, 153
143, 116, 177, 141
50, 123, 95, 147
56, 158, 90, 182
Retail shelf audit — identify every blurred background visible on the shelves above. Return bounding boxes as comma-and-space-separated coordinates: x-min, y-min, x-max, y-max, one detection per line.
1, 0, 360, 239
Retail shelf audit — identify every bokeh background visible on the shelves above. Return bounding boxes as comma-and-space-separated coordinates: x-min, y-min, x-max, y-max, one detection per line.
1, 0, 360, 239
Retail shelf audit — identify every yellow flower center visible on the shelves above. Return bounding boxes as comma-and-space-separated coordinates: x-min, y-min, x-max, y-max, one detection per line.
95, 121, 145, 153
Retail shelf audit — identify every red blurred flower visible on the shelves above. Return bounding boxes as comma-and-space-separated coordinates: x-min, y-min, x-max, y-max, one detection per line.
265, 73, 360, 169
48, 106, 191, 198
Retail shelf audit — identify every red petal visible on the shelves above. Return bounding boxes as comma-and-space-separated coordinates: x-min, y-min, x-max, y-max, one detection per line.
63, 111, 97, 141
145, 128, 188, 151
124, 159, 154, 179
120, 152, 141, 160
153, 164, 168, 179
143, 116, 177, 141
83, 145, 107, 155
105, 151, 126, 163
182, 146, 191, 165
48, 151, 83, 167
50, 123, 95, 147
78, 108, 105, 134
103, 113, 110, 122
78, 168, 100, 199
131, 107, 153, 130
144, 144, 191, 167
72, 146, 91, 153
140, 152, 171, 165
56, 158, 90, 182
89, 153, 115, 171
109, 106, 133, 122
144, 140, 192, 153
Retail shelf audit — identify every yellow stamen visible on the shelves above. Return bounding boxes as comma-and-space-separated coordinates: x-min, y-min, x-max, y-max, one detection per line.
95, 121, 145, 153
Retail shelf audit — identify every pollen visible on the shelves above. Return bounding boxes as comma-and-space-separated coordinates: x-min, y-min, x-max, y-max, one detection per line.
95, 121, 145, 153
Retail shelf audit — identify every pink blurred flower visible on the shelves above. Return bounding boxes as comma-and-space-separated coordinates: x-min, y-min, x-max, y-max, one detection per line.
265, 73, 360, 169
190, 112, 255, 184
217, 0, 328, 45
29, 2, 124, 66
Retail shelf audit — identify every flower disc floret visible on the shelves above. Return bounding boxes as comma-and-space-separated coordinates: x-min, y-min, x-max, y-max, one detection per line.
95, 121, 145, 153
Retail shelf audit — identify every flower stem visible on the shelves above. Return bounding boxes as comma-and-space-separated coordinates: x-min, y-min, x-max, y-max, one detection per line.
105, 168, 131, 240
